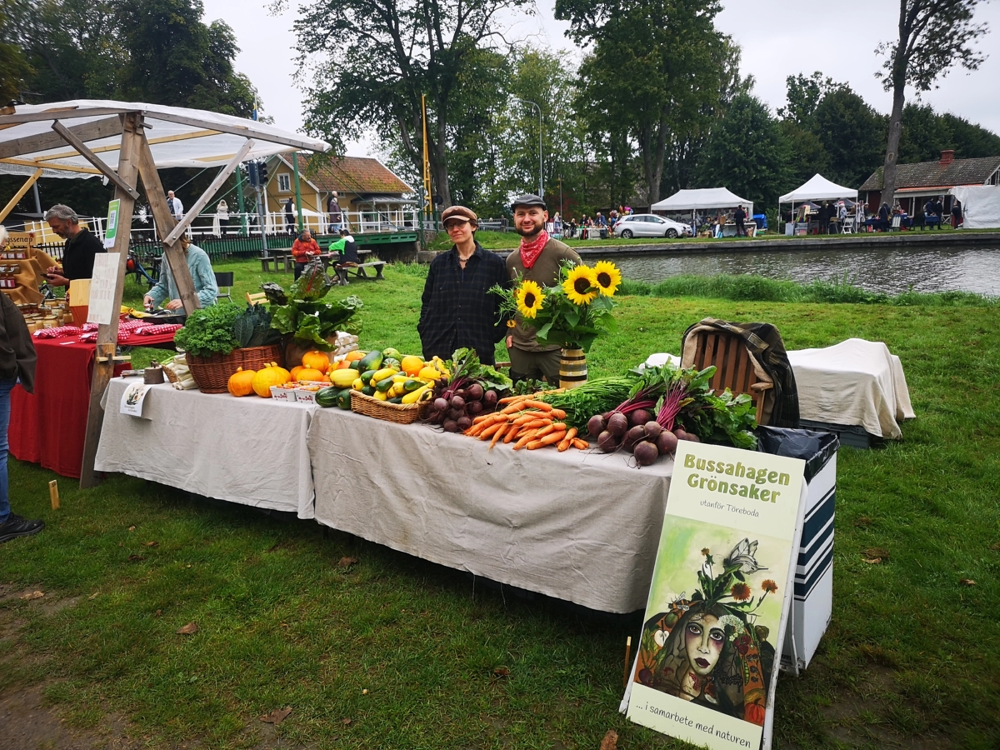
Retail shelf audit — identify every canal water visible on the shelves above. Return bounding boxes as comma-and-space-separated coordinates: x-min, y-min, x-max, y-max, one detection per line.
601, 244, 1000, 296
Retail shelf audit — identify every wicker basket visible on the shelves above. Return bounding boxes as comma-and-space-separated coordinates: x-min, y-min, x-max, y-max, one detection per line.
186, 344, 285, 394
350, 389, 427, 424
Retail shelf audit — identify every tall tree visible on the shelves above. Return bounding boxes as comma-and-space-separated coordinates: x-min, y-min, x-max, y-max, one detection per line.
290, 0, 532, 209
558, 0, 729, 204
811, 88, 886, 187
875, 0, 990, 204
698, 93, 787, 208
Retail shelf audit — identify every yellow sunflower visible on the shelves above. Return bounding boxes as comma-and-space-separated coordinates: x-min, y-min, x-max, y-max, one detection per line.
563, 265, 598, 305
516, 280, 545, 318
592, 261, 622, 297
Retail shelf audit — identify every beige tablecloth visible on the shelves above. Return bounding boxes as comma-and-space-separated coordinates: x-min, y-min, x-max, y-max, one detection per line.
96, 378, 318, 518
308, 408, 674, 613
787, 339, 915, 439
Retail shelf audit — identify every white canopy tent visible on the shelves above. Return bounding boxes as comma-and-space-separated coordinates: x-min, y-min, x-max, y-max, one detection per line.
779, 174, 858, 233
0, 99, 330, 487
779, 174, 857, 204
651, 187, 753, 220
950, 185, 1000, 229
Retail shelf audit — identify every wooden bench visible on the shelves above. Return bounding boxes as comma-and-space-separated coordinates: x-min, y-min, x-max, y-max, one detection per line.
259, 250, 293, 273
336, 260, 386, 285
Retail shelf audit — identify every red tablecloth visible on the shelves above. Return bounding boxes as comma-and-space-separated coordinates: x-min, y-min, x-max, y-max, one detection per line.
10, 330, 176, 478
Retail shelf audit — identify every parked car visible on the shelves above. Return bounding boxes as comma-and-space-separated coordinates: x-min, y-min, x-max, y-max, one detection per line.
613, 214, 692, 239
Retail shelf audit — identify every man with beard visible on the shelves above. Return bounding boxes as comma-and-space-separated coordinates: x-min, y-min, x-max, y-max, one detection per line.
505, 194, 581, 383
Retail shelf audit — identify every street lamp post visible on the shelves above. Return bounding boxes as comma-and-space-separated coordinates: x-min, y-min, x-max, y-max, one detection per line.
511, 97, 542, 199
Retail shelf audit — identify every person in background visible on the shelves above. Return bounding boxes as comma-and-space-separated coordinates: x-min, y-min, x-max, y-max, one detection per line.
733, 205, 747, 237
951, 198, 963, 229
284, 198, 296, 234
332, 227, 359, 285
0, 236, 43, 544
505, 194, 582, 383
878, 202, 891, 232
143, 235, 218, 310
42, 204, 105, 288
167, 190, 184, 221
290, 228, 322, 280
217, 200, 229, 237
418, 206, 508, 365
327, 192, 342, 234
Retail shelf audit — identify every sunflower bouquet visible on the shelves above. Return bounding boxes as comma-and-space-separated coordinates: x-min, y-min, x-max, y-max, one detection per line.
495, 260, 622, 353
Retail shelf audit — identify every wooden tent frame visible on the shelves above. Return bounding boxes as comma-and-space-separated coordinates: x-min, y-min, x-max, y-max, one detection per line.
0, 104, 327, 488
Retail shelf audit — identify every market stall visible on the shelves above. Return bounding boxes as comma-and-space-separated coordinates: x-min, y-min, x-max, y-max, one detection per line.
10, 325, 177, 478
95, 378, 318, 518
779, 174, 858, 234
307, 406, 673, 613
650, 187, 753, 236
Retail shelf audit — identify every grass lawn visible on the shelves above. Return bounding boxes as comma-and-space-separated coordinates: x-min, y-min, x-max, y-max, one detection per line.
2, 259, 999, 749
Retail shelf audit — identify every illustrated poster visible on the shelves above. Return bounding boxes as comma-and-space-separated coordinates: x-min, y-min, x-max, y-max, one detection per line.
103, 199, 121, 249
120, 381, 151, 417
625, 441, 805, 750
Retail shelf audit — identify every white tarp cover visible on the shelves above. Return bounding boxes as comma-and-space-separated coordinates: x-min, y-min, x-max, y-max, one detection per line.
0, 99, 329, 179
779, 174, 857, 203
787, 339, 915, 439
950, 185, 1000, 229
651, 187, 753, 216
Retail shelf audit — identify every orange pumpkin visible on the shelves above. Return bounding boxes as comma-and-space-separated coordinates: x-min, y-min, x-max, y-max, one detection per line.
252, 362, 291, 397
301, 350, 331, 372
227, 367, 256, 397
345, 349, 366, 362
289, 365, 305, 381
295, 367, 328, 383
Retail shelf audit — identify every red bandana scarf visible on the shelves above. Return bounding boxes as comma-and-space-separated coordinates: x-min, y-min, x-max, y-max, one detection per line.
519, 229, 550, 269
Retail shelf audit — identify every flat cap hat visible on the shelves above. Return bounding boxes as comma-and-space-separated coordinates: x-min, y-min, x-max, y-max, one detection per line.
441, 205, 478, 225
510, 193, 546, 210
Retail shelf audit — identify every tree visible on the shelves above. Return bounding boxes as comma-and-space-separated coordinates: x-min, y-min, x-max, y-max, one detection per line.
875, 0, 991, 204
811, 88, 885, 188
558, 0, 730, 204
290, 0, 533, 209
698, 93, 787, 208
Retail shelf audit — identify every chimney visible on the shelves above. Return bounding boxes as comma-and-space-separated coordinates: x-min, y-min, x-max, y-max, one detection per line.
940, 149, 955, 165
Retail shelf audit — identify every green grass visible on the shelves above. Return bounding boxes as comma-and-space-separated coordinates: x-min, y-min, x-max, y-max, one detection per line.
4, 260, 1000, 749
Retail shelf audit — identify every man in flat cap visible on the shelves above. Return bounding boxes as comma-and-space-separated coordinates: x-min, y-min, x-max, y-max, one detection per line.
418, 206, 509, 365
505, 194, 581, 383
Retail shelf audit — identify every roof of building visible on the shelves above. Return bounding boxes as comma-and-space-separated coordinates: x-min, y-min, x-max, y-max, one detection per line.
294, 154, 413, 196
860, 154, 1000, 192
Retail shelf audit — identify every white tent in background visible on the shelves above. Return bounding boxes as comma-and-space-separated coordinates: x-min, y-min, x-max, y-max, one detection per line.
651, 187, 753, 219
779, 174, 857, 204
950, 185, 1000, 229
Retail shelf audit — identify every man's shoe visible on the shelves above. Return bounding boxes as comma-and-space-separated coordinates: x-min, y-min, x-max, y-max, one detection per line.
0, 514, 45, 543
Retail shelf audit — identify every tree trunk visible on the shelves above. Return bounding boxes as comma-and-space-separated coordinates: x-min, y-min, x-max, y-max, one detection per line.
881, 84, 906, 208
639, 123, 654, 206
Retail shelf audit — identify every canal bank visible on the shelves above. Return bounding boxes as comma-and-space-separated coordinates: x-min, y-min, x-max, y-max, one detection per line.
572, 230, 1000, 257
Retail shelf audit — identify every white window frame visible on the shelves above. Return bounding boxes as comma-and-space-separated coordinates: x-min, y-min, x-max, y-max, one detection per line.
277, 173, 291, 193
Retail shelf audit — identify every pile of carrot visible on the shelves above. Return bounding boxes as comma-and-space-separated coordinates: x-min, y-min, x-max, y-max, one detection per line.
463, 394, 589, 451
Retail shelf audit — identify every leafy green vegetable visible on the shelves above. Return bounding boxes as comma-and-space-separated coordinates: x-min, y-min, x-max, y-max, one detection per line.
261, 282, 288, 306
446, 347, 512, 392
232, 304, 282, 348
539, 376, 638, 430
173, 304, 243, 357
270, 296, 363, 351
289, 260, 335, 301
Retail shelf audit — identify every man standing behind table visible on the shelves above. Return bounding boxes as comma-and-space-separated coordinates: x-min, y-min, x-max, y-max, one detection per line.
43, 204, 105, 288
505, 194, 581, 384
167, 190, 184, 221
418, 206, 508, 365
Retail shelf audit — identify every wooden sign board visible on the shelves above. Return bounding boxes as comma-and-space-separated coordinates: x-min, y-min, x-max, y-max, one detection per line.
623, 441, 806, 750
4, 231, 35, 258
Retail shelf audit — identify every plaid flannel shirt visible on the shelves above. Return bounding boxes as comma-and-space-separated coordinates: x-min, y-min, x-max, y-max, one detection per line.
418, 243, 510, 365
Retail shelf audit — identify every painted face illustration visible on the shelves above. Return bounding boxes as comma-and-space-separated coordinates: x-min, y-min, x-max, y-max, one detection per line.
685, 613, 725, 676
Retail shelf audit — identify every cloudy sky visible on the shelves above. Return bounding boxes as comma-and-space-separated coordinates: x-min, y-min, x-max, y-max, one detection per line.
202, 0, 1000, 153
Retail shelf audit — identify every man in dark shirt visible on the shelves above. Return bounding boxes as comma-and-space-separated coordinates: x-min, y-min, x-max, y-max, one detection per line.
43, 204, 106, 287
418, 206, 508, 366
734, 205, 747, 237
